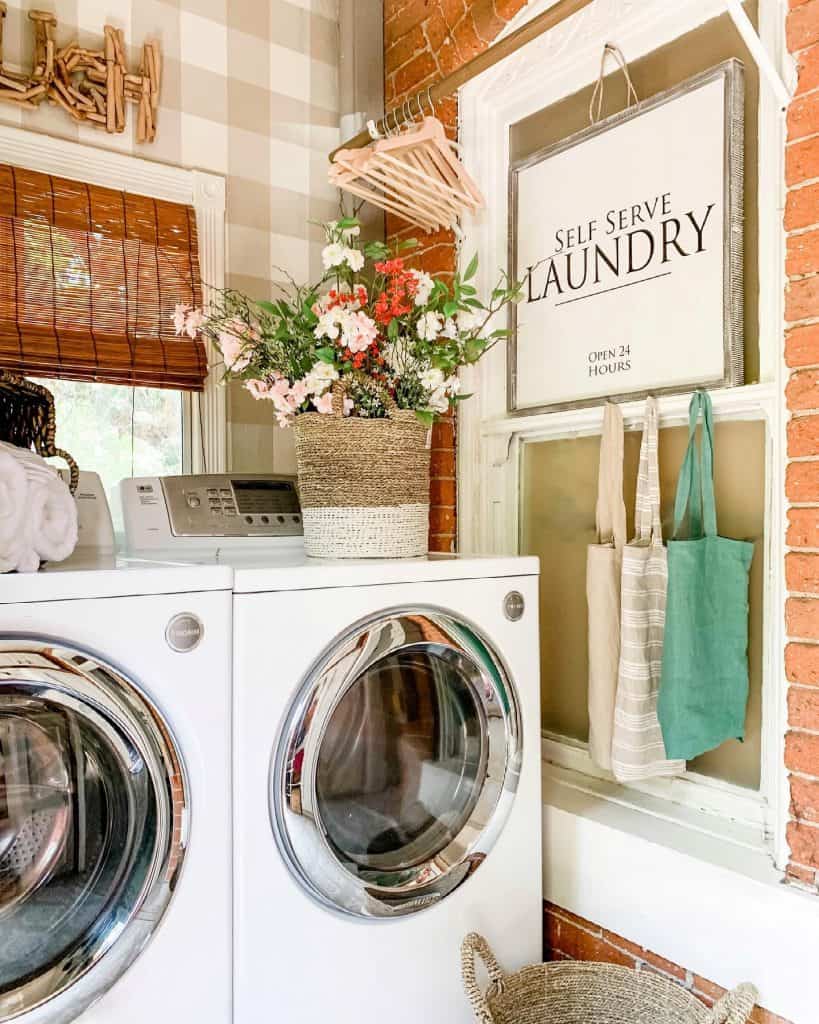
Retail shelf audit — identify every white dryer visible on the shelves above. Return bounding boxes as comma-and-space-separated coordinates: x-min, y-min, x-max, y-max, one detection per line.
0, 559, 233, 1024
232, 553, 542, 1024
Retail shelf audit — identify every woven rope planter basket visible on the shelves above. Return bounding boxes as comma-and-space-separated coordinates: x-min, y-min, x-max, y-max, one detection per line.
461, 934, 758, 1024
292, 382, 430, 559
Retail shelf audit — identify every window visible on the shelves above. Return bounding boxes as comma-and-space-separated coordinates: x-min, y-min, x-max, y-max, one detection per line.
31, 378, 185, 530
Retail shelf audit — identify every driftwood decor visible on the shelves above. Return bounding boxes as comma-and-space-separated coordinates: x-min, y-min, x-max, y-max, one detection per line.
0, 5, 161, 143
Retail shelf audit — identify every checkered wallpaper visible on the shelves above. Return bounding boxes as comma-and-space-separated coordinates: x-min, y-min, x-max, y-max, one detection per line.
0, 0, 341, 471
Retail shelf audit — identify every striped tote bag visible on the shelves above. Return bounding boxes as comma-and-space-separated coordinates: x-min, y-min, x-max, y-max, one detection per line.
611, 397, 685, 783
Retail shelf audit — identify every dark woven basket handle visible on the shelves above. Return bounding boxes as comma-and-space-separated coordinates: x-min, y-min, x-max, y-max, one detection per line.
708, 983, 758, 1024
461, 933, 506, 1024
50, 447, 80, 495
329, 375, 401, 419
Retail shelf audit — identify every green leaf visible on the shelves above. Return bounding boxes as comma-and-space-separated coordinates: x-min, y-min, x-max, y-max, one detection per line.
463, 252, 479, 280
415, 409, 436, 427
464, 298, 484, 309
336, 216, 360, 229
364, 241, 390, 260
387, 318, 399, 340
396, 237, 419, 252
460, 284, 477, 296
316, 347, 336, 363
255, 299, 278, 314
490, 328, 512, 339
443, 300, 458, 318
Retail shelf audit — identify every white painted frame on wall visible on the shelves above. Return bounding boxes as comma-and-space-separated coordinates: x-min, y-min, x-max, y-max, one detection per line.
0, 121, 227, 474
457, 0, 789, 868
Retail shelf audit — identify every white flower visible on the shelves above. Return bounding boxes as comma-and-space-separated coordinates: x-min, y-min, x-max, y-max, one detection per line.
314, 309, 346, 341
345, 248, 365, 272
428, 387, 450, 414
445, 375, 462, 396
322, 242, 347, 270
456, 309, 479, 333
441, 317, 458, 340
410, 269, 434, 306
420, 366, 445, 391
417, 311, 442, 341
172, 303, 191, 335
304, 361, 339, 395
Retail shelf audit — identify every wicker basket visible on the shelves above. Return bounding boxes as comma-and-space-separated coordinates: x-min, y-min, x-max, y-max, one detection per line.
461, 934, 758, 1024
0, 371, 79, 494
293, 382, 430, 559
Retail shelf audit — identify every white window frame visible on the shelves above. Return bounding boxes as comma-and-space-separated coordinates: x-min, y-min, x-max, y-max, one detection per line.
0, 122, 227, 474
457, 0, 789, 868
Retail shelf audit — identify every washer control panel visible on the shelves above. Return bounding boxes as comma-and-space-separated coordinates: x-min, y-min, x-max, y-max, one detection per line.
120, 474, 302, 546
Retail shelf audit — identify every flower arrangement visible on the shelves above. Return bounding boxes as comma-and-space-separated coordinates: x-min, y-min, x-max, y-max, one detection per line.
174, 218, 522, 428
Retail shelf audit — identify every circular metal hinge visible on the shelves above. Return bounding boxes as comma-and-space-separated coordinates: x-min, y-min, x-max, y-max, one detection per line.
503, 591, 525, 622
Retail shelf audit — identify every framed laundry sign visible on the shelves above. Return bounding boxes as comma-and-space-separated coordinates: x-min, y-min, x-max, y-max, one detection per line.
508, 60, 745, 414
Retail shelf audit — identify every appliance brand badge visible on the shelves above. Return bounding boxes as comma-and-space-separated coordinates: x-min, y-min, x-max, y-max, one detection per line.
166, 613, 204, 653
503, 591, 525, 622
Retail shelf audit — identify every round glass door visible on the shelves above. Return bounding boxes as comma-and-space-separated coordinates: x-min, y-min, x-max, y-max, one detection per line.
0, 640, 186, 1023
271, 610, 521, 919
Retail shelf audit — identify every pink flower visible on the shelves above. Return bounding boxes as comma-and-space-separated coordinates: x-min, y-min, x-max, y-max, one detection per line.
343, 396, 354, 416
345, 311, 378, 354
172, 303, 191, 336
314, 392, 334, 414
290, 380, 309, 406
275, 411, 292, 428
184, 308, 204, 338
245, 379, 272, 400
218, 330, 250, 371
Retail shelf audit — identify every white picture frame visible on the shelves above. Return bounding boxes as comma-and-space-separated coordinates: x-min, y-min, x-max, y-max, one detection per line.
508, 60, 745, 414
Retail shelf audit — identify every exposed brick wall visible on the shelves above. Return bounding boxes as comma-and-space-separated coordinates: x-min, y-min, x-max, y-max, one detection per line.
383, 0, 529, 552
785, 0, 819, 891
544, 903, 793, 1024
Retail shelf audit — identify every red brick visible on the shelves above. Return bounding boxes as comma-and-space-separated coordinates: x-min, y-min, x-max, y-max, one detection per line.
385, 23, 427, 75
692, 975, 727, 1003
392, 50, 437, 99
471, 0, 505, 44
787, 226, 819, 276
786, 551, 819, 591
600, 930, 643, 960
788, 506, 819, 546
788, 413, 819, 455
495, 0, 528, 18
790, 773, 819, 821
786, 861, 816, 885
546, 903, 602, 936
437, 0, 467, 29
786, 641, 819, 683
451, 13, 486, 65
785, 181, 819, 230
786, 728, 819, 773
642, 950, 687, 982
788, 0, 819, 52
786, 323, 819, 366
789, 683, 819, 728
788, 90, 819, 141
429, 504, 455, 533
786, 274, 819, 322
787, 137, 819, 189
384, 1, 430, 48
423, 9, 451, 52
428, 532, 455, 553
429, 477, 456, 505
786, 367, 819, 409
552, 917, 634, 966
795, 43, 819, 95
749, 1010, 798, 1024
787, 819, 819, 866
786, 595, 819, 636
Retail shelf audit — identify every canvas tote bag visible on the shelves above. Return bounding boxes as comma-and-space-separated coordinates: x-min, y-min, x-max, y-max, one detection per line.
586, 403, 627, 770
658, 391, 754, 760
611, 398, 685, 782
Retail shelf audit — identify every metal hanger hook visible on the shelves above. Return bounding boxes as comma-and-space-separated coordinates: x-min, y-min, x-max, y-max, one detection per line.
426, 85, 435, 117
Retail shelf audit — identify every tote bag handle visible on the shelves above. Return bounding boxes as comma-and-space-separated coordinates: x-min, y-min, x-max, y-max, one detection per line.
596, 403, 627, 549
634, 396, 662, 543
672, 390, 717, 540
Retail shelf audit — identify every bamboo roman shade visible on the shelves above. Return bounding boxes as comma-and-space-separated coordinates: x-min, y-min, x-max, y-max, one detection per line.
0, 164, 207, 391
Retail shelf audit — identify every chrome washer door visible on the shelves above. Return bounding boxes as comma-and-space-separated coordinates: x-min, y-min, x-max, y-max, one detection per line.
271, 609, 521, 919
0, 640, 186, 1023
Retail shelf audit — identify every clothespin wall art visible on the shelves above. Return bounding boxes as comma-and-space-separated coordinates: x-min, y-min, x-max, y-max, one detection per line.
0, 6, 162, 143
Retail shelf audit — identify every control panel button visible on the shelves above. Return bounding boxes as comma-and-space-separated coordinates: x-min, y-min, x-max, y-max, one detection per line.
207, 488, 218, 496
261, 515, 270, 524
292, 515, 300, 523
277, 515, 285, 524
245, 516, 253, 525
186, 494, 201, 508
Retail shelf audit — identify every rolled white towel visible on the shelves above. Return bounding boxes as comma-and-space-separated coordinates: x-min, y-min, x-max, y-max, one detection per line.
0, 442, 78, 564
0, 446, 27, 547
0, 539, 40, 574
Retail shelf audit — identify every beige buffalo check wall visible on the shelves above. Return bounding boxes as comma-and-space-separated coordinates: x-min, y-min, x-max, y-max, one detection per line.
0, 0, 340, 470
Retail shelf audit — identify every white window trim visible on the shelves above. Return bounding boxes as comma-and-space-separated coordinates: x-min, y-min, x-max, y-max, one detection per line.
0, 122, 227, 474
457, 0, 789, 868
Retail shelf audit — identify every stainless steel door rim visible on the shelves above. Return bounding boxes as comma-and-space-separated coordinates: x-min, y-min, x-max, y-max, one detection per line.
0, 640, 187, 1023
270, 608, 522, 919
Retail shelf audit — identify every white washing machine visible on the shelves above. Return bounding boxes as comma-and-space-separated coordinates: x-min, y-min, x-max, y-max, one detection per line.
232, 553, 542, 1024
0, 558, 233, 1024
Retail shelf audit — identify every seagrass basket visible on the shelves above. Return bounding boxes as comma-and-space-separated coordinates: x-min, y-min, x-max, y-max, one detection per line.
461, 934, 758, 1024
292, 382, 430, 559
0, 371, 79, 493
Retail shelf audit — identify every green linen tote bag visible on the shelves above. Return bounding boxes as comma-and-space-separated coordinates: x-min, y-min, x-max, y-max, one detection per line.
658, 391, 754, 761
